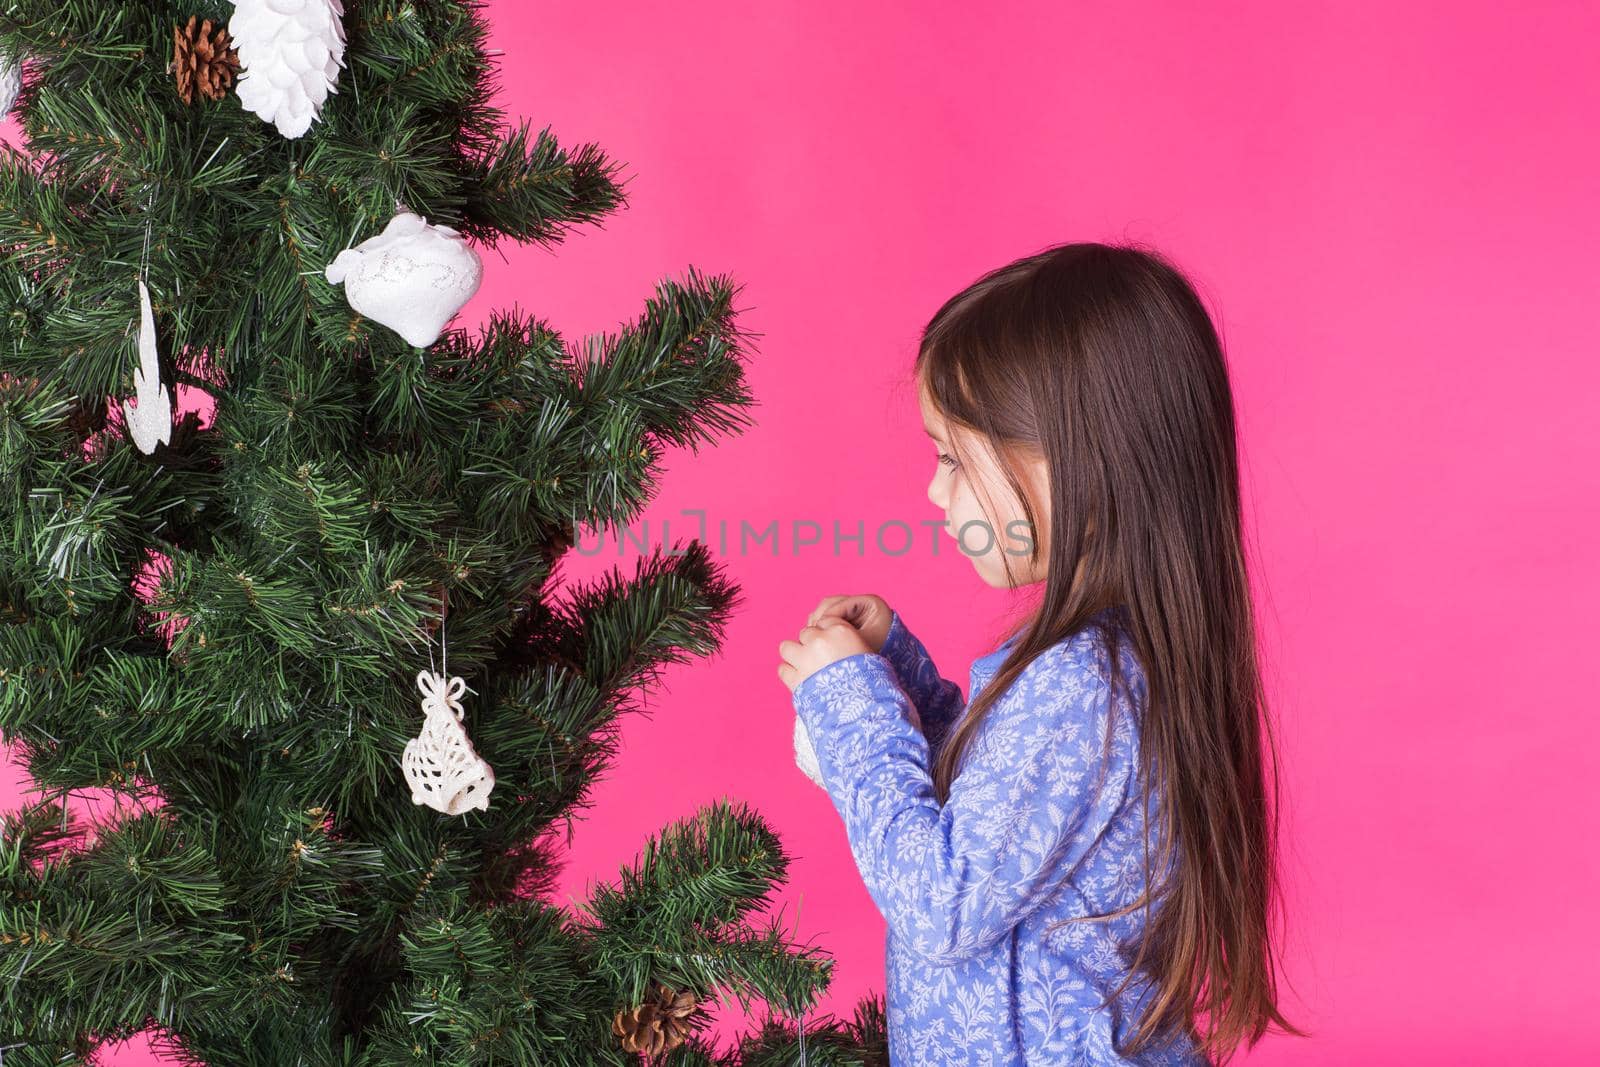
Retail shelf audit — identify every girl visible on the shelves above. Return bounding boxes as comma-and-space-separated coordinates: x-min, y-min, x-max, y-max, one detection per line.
777, 242, 1302, 1064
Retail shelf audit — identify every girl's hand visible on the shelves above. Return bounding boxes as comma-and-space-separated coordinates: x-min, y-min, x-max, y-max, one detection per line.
805, 594, 893, 653
777, 615, 872, 693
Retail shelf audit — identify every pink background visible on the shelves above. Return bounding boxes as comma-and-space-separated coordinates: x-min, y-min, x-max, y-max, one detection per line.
5, 2, 1597, 1063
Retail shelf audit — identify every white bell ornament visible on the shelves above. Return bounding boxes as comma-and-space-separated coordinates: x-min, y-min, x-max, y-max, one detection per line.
401, 668, 495, 816
324, 210, 483, 347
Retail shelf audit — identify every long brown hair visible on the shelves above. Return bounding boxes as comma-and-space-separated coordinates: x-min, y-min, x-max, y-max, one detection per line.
915, 241, 1304, 1062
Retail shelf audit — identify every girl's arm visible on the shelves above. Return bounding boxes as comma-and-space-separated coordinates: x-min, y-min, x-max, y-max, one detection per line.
792, 641, 1134, 967
877, 610, 966, 761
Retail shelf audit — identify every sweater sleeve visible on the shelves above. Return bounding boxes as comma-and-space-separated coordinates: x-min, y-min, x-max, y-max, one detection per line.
877, 610, 967, 761
791, 641, 1135, 968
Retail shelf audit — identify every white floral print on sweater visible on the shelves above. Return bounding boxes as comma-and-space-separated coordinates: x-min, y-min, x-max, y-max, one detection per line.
792, 608, 1208, 1065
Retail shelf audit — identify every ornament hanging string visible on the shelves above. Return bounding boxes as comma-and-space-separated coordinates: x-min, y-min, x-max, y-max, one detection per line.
432, 584, 449, 681
140, 186, 155, 283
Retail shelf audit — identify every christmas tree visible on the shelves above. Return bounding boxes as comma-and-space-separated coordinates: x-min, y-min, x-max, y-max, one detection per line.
0, 2, 886, 1063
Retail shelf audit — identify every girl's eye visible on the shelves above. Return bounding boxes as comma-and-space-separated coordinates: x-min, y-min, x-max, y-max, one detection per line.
937, 452, 958, 469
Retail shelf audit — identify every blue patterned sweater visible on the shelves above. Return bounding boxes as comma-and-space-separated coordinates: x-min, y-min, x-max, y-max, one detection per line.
791, 608, 1209, 1065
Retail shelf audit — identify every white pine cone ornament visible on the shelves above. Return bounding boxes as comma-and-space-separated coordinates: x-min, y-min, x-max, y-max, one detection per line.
228, 0, 346, 139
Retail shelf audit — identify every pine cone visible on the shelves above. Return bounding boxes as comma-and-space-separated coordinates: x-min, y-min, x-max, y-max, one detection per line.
540, 520, 577, 566
611, 981, 699, 1060
171, 16, 240, 106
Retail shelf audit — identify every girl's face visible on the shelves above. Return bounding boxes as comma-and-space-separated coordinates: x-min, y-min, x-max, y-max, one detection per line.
919, 382, 1050, 589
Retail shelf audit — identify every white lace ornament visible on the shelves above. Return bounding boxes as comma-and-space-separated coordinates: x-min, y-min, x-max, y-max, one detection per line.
793, 668, 921, 791
793, 715, 825, 790
324, 210, 483, 347
123, 279, 172, 454
229, 0, 346, 139
401, 669, 495, 816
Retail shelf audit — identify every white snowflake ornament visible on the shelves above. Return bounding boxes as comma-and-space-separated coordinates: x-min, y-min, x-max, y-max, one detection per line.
123, 279, 172, 454
229, 0, 346, 139
401, 669, 495, 816
324, 210, 483, 347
